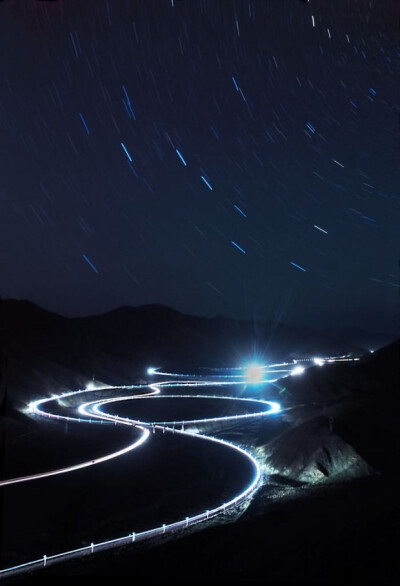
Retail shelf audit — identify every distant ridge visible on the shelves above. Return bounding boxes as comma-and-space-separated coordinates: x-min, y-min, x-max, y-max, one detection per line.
0, 298, 397, 408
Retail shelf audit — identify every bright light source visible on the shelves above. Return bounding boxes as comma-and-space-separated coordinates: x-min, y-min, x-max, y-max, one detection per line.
313, 358, 324, 366
291, 365, 305, 376
268, 401, 282, 414
245, 364, 264, 384
147, 367, 157, 375
85, 382, 96, 391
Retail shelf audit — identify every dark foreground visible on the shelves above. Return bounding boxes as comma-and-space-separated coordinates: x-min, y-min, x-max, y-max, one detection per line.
6, 471, 399, 585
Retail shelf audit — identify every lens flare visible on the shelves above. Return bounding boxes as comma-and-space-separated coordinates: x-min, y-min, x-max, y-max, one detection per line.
245, 363, 264, 383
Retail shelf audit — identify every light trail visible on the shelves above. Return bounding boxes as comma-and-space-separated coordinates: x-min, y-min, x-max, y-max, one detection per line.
0, 353, 360, 578
147, 355, 359, 384
0, 430, 149, 488
0, 386, 159, 487
88, 393, 280, 427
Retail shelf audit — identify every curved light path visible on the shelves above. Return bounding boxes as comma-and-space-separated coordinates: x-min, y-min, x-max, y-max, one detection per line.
0, 429, 149, 488
148, 360, 299, 382
85, 393, 280, 427
0, 353, 360, 579
0, 369, 282, 579
0, 386, 159, 488
150, 353, 360, 383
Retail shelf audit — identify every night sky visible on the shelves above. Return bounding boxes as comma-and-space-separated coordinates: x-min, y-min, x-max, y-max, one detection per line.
0, 0, 399, 333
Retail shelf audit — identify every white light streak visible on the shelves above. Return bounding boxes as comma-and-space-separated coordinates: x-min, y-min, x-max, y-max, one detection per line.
313, 225, 328, 234
291, 365, 305, 376
1, 352, 361, 578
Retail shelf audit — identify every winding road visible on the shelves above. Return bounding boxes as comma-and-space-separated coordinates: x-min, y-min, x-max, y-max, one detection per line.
0, 355, 358, 579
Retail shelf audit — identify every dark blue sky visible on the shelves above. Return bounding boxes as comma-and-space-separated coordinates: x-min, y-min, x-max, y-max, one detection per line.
0, 0, 399, 333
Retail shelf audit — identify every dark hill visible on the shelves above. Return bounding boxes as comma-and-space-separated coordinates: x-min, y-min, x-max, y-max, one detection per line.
9, 340, 398, 585
0, 298, 395, 411
259, 338, 399, 482
0, 300, 398, 583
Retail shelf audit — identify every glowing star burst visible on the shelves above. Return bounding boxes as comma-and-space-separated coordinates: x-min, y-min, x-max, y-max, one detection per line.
245, 364, 265, 384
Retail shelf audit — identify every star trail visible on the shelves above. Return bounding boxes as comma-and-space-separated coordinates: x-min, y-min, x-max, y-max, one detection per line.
0, 0, 398, 332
